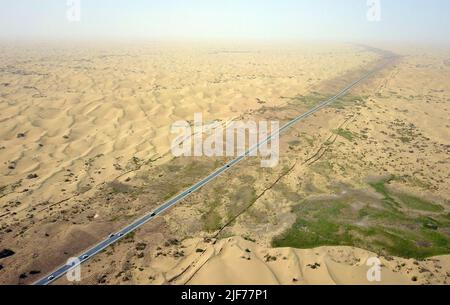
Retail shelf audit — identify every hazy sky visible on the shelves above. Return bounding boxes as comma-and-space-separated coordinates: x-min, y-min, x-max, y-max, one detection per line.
1, 0, 449, 44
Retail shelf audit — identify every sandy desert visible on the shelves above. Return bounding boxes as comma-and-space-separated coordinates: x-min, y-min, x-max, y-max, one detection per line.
0, 42, 449, 285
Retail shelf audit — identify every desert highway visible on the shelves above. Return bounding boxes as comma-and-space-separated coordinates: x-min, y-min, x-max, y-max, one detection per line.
34, 58, 393, 285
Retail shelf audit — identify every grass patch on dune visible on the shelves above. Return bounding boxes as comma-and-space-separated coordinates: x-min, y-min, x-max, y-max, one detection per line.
272, 184, 450, 259
286, 94, 326, 108
369, 179, 401, 209
284, 93, 366, 111
203, 209, 222, 232
329, 95, 367, 110
333, 128, 356, 141
201, 193, 224, 232
370, 178, 444, 213
273, 218, 354, 249
396, 193, 444, 213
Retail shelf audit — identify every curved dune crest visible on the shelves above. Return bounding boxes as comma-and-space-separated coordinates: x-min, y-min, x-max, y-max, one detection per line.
163, 237, 450, 285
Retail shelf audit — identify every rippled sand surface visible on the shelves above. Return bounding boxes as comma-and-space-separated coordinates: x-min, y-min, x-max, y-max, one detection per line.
0, 42, 376, 214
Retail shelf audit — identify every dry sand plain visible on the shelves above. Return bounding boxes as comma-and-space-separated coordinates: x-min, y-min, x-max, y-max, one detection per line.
0, 42, 449, 285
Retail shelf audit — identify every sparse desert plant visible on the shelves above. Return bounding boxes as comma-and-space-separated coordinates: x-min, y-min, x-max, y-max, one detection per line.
333, 128, 356, 141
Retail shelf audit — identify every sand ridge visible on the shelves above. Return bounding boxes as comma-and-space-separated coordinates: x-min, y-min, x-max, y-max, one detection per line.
172, 237, 450, 285
0, 42, 376, 219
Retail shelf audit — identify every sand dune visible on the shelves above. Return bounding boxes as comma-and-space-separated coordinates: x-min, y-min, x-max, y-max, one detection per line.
159, 237, 450, 285
0, 42, 376, 219
1, 43, 448, 285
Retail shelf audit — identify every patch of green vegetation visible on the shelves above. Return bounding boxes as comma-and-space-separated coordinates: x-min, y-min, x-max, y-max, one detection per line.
369, 179, 391, 198
328, 96, 357, 109
273, 218, 356, 249
202, 185, 257, 232
422, 230, 449, 248
396, 193, 444, 212
202, 209, 222, 232
200, 181, 260, 233
288, 94, 325, 108
369, 178, 401, 209
272, 186, 450, 259
202, 193, 224, 232
333, 128, 356, 141
284, 93, 366, 111
357, 206, 406, 222
367, 228, 427, 258
416, 216, 440, 230
369, 178, 443, 213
